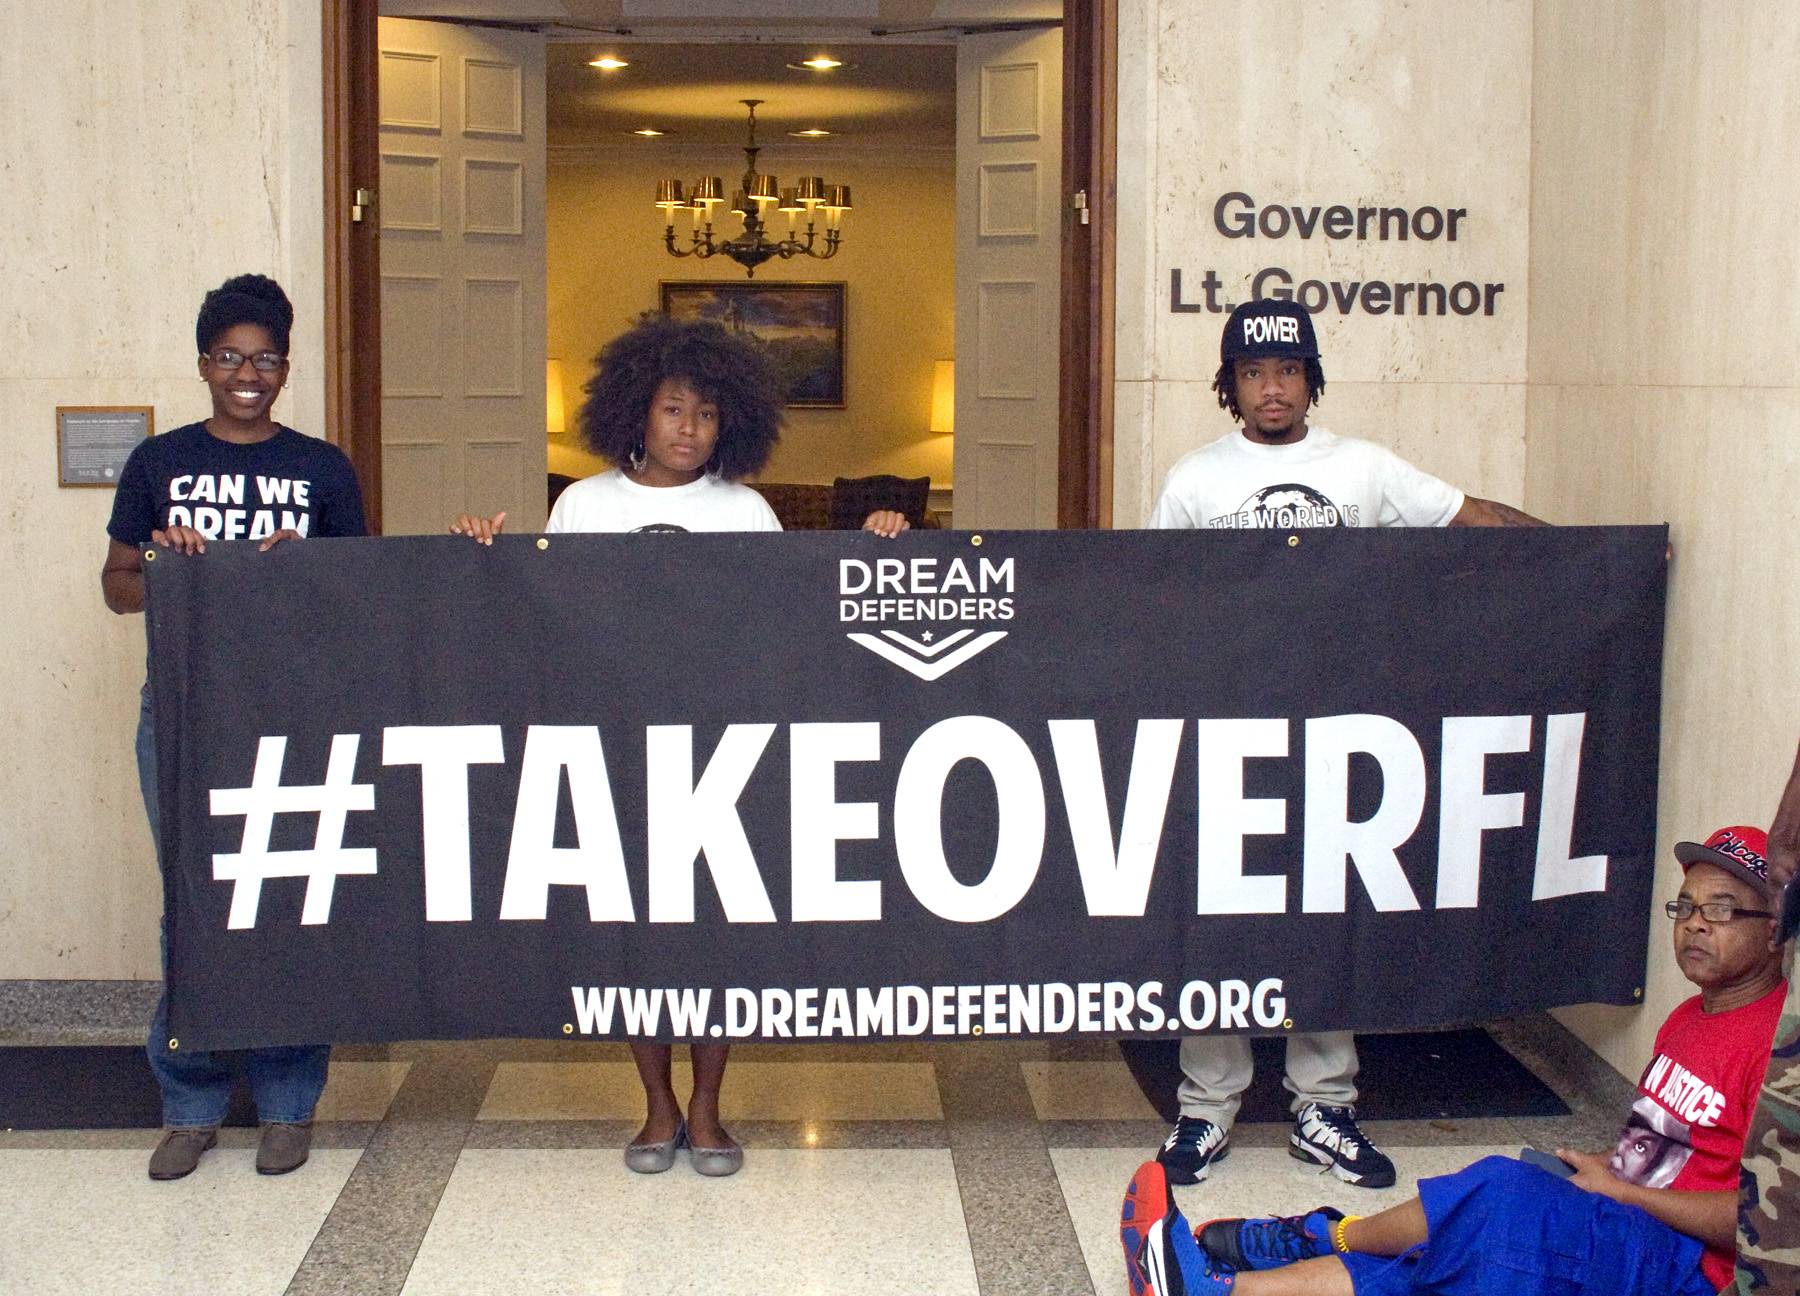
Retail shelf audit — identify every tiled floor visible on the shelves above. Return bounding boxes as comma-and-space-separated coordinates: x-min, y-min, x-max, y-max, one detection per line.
0, 986, 1636, 1296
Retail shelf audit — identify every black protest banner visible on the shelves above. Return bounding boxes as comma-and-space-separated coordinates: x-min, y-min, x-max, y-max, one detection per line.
147, 527, 1667, 1050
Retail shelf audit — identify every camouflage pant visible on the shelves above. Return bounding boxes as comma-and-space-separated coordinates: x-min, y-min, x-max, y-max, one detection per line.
1739, 964, 1800, 1292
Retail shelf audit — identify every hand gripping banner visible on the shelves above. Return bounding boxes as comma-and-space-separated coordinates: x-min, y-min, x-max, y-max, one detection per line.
146, 526, 1668, 1049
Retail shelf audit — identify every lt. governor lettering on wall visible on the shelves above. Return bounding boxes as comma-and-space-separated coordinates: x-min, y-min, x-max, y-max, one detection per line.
1171, 192, 1505, 319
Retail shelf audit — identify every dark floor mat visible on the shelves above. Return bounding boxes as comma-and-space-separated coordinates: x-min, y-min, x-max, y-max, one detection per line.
1116, 1029, 1569, 1126
0, 1046, 260, 1129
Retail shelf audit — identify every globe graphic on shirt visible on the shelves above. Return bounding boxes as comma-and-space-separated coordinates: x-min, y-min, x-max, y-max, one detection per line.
1237, 483, 1351, 528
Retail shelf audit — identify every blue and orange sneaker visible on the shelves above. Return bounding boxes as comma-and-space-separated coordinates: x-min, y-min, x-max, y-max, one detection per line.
1196, 1208, 1343, 1272
1121, 1160, 1236, 1295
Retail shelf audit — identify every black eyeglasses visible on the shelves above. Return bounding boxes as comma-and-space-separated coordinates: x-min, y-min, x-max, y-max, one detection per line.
1665, 899, 1774, 923
205, 348, 285, 373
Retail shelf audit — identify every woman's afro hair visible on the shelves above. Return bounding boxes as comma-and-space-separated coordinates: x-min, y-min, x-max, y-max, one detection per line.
1211, 357, 1327, 420
196, 274, 294, 356
577, 313, 784, 481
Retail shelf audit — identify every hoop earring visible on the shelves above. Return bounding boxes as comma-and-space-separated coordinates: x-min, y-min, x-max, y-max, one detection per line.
628, 443, 647, 472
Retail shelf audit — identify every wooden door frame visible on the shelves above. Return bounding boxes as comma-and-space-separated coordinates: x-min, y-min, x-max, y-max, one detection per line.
321, 1, 1115, 534
1059, 0, 1116, 528
322, 0, 384, 534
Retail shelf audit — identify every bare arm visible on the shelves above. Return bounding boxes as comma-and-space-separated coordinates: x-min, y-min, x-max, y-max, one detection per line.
1609, 1185, 1737, 1250
1558, 1149, 1735, 1248
101, 539, 146, 614
101, 527, 225, 614
1450, 496, 1548, 527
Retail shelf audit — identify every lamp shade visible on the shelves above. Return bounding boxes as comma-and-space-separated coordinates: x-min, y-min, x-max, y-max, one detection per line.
929, 359, 954, 434
545, 359, 567, 436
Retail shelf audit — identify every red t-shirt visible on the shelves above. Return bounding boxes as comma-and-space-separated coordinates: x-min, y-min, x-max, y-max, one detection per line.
1616, 982, 1785, 1291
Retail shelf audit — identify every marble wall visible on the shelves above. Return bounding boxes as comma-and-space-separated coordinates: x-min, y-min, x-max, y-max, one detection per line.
1113, 0, 1533, 527
0, 2, 326, 978
1114, 0, 1800, 1080
1528, 1, 1800, 1078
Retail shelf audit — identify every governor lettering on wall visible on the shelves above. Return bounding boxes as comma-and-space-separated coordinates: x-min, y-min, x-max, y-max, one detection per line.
1170, 190, 1505, 319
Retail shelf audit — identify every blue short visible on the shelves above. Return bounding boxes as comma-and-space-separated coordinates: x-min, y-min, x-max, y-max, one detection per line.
1340, 1156, 1717, 1296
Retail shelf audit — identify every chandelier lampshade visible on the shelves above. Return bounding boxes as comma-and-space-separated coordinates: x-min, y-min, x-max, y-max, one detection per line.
656, 99, 849, 277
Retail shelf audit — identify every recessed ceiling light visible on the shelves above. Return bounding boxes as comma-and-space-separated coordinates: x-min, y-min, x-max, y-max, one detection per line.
630, 128, 668, 137
588, 55, 629, 70
789, 55, 851, 72
789, 128, 833, 138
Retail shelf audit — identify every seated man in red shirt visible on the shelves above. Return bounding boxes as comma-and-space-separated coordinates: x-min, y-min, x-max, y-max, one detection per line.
1120, 825, 1785, 1296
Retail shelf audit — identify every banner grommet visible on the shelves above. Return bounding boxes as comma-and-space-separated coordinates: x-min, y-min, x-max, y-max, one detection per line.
1287, 535, 1300, 548
970, 534, 983, 547
562, 1022, 573, 1034
167, 1038, 179, 1050
536, 538, 549, 551
144, 549, 156, 562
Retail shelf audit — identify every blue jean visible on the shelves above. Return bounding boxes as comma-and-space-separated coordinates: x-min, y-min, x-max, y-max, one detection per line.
1340, 1156, 1714, 1296
137, 685, 330, 1127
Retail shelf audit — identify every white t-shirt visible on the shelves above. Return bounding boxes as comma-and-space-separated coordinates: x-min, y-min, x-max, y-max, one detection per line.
1148, 427, 1465, 530
545, 469, 782, 534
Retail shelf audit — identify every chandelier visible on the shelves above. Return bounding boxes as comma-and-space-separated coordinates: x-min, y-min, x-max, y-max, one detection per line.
655, 99, 851, 278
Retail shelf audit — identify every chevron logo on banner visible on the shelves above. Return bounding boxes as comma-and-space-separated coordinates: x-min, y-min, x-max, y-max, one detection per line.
845, 628, 1009, 681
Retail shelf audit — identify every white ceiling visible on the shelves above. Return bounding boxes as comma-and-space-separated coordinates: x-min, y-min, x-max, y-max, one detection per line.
381, 0, 1058, 162
379, 0, 1061, 34
546, 41, 956, 159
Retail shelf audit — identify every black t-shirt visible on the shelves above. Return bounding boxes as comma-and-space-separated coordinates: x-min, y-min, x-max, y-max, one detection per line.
107, 422, 367, 544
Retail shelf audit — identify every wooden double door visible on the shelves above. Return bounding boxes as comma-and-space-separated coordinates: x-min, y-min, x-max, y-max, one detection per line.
322, 2, 1114, 534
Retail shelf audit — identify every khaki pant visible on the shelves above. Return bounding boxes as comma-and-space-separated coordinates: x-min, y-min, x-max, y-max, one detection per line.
1177, 1031, 1359, 1127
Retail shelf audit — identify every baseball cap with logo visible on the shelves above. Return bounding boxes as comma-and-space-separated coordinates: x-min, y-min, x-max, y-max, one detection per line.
1675, 825, 1773, 898
1220, 299, 1320, 364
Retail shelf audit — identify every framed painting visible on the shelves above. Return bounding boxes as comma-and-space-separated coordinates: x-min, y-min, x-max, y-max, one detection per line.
660, 281, 846, 408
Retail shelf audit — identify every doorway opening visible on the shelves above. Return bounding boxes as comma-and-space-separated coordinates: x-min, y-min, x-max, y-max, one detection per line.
323, 1, 1113, 534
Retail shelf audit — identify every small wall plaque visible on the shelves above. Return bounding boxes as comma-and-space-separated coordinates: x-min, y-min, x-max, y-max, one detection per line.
58, 406, 152, 487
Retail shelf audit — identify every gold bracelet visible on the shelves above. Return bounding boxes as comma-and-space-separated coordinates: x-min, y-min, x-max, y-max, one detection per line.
1332, 1215, 1361, 1254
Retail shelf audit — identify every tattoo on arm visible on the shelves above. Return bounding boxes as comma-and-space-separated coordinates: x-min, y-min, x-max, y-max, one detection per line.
1467, 497, 1547, 527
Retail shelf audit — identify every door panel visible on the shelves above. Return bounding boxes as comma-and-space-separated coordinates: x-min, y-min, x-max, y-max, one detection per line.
953, 27, 1064, 530
377, 17, 547, 535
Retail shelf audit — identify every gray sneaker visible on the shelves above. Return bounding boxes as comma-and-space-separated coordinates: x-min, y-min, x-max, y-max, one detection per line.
148, 1127, 218, 1181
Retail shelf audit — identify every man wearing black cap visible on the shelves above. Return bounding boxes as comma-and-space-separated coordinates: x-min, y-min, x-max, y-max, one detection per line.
1149, 299, 1545, 1191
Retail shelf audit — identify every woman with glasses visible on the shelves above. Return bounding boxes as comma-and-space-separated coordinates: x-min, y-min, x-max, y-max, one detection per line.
101, 274, 366, 1181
